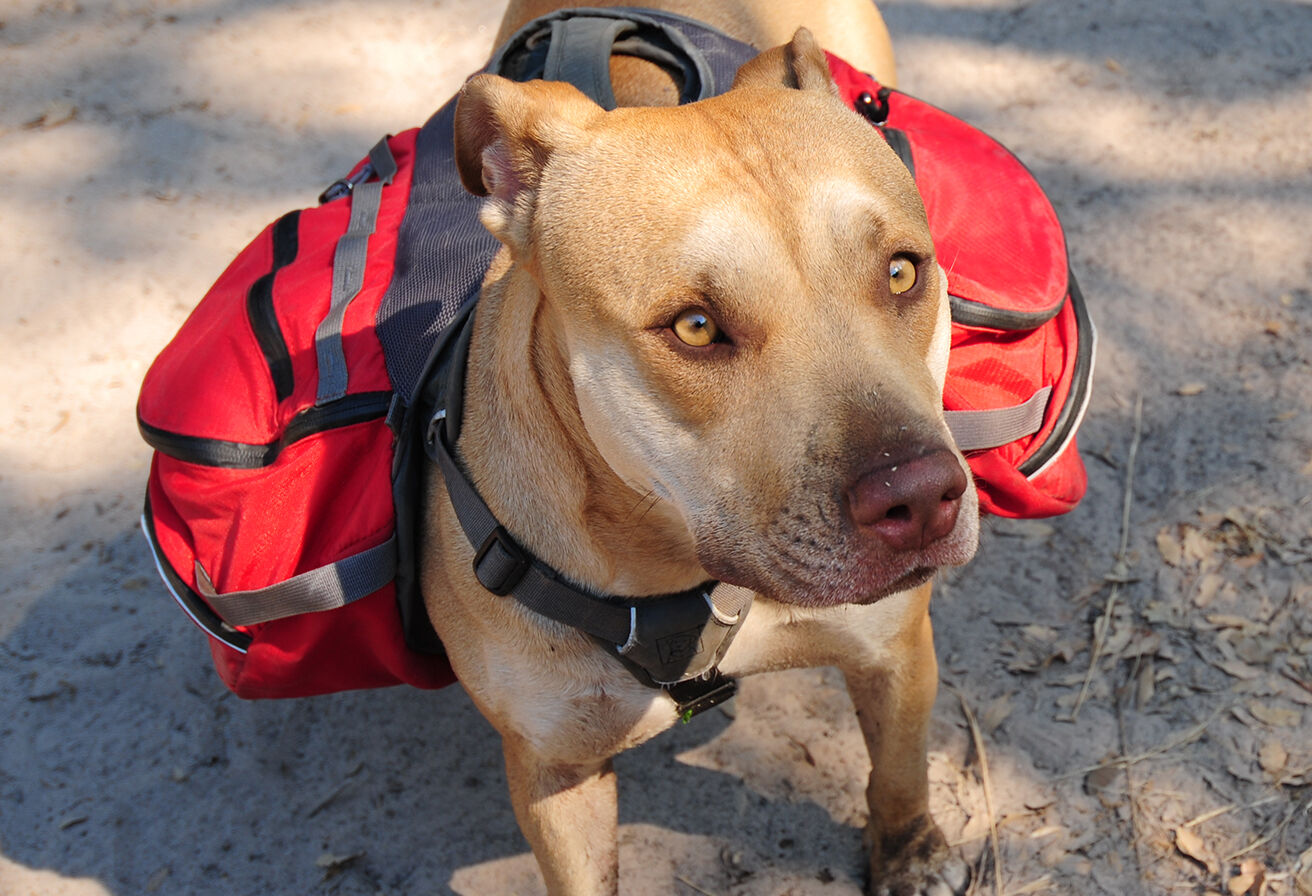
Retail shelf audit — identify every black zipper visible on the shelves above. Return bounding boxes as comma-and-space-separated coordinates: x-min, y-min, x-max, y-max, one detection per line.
138, 391, 393, 469
246, 211, 300, 403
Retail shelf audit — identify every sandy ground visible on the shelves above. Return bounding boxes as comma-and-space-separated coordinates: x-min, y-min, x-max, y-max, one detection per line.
2, 1, 1310, 894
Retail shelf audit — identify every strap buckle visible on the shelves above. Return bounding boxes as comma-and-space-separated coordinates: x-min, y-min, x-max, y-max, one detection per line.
474, 526, 532, 596
668, 673, 737, 722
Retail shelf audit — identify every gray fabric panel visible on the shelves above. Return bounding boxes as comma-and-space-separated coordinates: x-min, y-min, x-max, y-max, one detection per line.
376, 10, 756, 406
543, 16, 634, 110
315, 138, 396, 405
195, 534, 398, 627
945, 385, 1053, 451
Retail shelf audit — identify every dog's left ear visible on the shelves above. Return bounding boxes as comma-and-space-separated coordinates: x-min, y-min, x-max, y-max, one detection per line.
732, 27, 839, 97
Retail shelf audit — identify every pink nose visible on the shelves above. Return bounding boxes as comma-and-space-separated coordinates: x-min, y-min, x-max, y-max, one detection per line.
847, 450, 967, 552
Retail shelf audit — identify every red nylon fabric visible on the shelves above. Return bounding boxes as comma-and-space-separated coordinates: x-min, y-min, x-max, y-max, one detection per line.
139, 130, 459, 698
138, 130, 419, 443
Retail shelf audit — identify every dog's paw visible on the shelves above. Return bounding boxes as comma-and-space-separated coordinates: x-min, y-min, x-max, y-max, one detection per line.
869, 853, 969, 896
866, 815, 969, 896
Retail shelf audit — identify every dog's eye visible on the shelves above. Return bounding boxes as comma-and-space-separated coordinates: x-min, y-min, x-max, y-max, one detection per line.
672, 309, 720, 347
889, 255, 917, 295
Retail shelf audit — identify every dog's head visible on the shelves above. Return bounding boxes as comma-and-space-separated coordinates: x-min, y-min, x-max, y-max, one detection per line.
454, 29, 978, 607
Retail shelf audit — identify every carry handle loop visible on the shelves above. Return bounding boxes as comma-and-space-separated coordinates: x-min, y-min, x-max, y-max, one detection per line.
945, 386, 1052, 452
193, 534, 398, 628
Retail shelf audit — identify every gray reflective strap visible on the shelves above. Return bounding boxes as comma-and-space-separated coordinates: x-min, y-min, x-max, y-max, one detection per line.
708, 583, 753, 626
543, 16, 635, 110
944, 385, 1053, 452
194, 534, 398, 627
315, 138, 399, 405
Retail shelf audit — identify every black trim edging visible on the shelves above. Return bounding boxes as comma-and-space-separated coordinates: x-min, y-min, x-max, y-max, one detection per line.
246, 211, 300, 403
139, 391, 393, 469
1017, 271, 1095, 477
142, 494, 253, 653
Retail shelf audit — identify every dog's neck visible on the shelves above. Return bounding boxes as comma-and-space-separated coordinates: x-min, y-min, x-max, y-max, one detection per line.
456, 259, 707, 599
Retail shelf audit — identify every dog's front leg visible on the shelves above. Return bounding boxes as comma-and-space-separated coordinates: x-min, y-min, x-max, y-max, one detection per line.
503, 734, 620, 895
841, 584, 969, 896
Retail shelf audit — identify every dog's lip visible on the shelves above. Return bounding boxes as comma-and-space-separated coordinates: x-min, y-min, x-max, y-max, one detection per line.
853, 565, 936, 604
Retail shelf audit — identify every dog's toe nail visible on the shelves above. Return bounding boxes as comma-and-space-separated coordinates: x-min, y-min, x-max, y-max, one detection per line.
942, 859, 970, 894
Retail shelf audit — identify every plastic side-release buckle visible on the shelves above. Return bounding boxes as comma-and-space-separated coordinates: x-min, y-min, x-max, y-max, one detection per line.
667, 673, 737, 722
474, 526, 531, 596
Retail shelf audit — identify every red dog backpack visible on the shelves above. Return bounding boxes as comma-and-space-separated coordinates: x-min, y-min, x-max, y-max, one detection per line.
138, 11, 1092, 699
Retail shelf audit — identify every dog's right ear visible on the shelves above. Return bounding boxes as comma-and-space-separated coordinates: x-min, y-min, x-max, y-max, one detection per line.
454, 74, 601, 255
731, 27, 839, 97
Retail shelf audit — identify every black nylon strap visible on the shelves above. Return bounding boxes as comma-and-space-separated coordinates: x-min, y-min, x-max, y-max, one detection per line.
426, 407, 635, 646
421, 314, 753, 689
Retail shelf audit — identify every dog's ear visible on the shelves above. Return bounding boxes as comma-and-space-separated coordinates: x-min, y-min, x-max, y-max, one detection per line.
732, 27, 839, 97
454, 74, 601, 252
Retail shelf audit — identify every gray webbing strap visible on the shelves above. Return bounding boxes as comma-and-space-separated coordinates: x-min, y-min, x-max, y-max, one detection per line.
194, 534, 398, 627
944, 385, 1052, 451
542, 15, 636, 110
315, 138, 399, 405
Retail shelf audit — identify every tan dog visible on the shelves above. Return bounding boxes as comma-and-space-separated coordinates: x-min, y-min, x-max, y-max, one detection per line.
421, 2, 980, 893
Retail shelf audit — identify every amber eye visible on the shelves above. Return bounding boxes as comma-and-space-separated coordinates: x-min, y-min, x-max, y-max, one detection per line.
889, 255, 917, 295
672, 309, 720, 347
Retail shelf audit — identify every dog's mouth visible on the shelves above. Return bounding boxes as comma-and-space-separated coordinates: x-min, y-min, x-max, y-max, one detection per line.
852, 565, 937, 604
696, 482, 979, 608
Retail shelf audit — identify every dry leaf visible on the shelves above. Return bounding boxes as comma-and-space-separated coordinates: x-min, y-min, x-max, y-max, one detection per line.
981, 693, 1013, 734
1249, 702, 1302, 727
1228, 858, 1267, 896
1175, 825, 1220, 874
1136, 657, 1156, 707
1177, 382, 1208, 396
23, 99, 77, 130
1122, 631, 1163, 659
1234, 635, 1278, 665
1258, 739, 1288, 774
1295, 845, 1312, 895
1195, 573, 1226, 608
1157, 528, 1183, 566
1206, 614, 1257, 631
1022, 624, 1059, 644
1085, 766, 1120, 807
315, 851, 363, 875
1183, 526, 1218, 565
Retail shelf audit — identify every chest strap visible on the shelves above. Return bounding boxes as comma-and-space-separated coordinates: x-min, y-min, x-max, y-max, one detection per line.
423, 310, 751, 716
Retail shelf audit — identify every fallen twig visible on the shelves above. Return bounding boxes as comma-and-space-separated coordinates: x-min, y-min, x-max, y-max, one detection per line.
1059, 708, 1223, 780
1068, 396, 1143, 722
676, 875, 719, 896
1221, 796, 1312, 865
1004, 875, 1054, 895
1115, 659, 1148, 885
1182, 796, 1282, 830
955, 689, 1004, 896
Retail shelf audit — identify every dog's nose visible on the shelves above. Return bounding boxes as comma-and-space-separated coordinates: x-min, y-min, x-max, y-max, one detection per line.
847, 450, 968, 552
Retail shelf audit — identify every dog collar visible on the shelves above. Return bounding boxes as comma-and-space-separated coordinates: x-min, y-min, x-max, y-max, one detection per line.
422, 309, 751, 718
